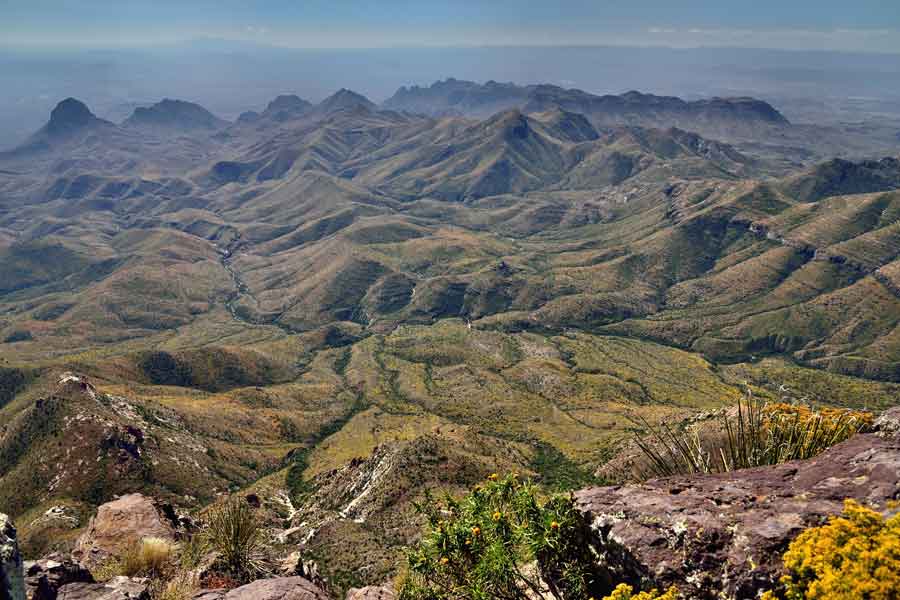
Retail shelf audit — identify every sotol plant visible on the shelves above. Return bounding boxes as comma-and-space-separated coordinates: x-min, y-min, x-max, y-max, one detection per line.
633, 393, 872, 479
202, 499, 266, 582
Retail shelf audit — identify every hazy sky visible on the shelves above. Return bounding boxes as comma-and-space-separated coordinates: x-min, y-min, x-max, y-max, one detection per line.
3, 0, 900, 52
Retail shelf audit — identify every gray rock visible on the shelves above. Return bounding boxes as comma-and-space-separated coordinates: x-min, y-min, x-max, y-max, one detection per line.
1, 513, 25, 600
221, 577, 328, 600
190, 592, 224, 600
874, 406, 900, 439
56, 577, 148, 600
279, 553, 326, 591
345, 585, 395, 600
573, 432, 900, 599
73, 495, 176, 569
25, 556, 93, 600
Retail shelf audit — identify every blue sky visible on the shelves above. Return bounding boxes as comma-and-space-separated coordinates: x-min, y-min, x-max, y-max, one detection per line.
3, 0, 900, 52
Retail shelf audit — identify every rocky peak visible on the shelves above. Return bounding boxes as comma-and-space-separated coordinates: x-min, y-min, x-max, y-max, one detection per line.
484, 109, 531, 141
318, 89, 376, 114
265, 94, 312, 114
124, 98, 226, 130
537, 107, 599, 142
46, 99, 96, 136
261, 94, 313, 122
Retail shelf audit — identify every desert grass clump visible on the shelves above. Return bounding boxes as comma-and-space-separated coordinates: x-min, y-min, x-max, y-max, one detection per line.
93, 537, 176, 580
763, 500, 900, 599
634, 392, 871, 479
150, 570, 201, 600
202, 499, 265, 582
399, 473, 600, 600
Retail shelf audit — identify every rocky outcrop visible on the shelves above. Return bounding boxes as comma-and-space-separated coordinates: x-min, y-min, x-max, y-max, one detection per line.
573, 424, 900, 599
345, 585, 395, 600
874, 406, 900, 439
24, 557, 93, 600
1, 513, 25, 600
192, 577, 328, 600
73, 495, 177, 569
56, 577, 148, 600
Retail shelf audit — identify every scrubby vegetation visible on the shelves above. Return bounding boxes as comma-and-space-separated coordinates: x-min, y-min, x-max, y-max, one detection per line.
763, 500, 900, 600
634, 393, 872, 478
399, 473, 601, 600
94, 537, 177, 580
602, 584, 678, 600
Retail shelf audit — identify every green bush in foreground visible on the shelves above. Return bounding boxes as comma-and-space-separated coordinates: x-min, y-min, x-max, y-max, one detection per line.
399, 473, 599, 600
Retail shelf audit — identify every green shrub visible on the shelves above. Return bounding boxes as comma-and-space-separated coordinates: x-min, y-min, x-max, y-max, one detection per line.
399, 473, 599, 600
634, 393, 871, 479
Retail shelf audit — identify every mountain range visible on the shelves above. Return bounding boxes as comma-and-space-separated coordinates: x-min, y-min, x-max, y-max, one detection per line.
1, 79, 900, 591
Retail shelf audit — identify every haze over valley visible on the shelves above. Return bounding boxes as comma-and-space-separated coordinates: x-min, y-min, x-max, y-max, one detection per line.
2, 2, 900, 599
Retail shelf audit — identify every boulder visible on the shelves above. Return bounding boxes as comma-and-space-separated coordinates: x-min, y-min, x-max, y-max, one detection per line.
73, 495, 176, 568
24, 556, 93, 600
874, 405, 900, 439
221, 577, 328, 600
279, 553, 326, 591
345, 586, 395, 600
190, 592, 225, 600
56, 577, 148, 600
573, 430, 900, 599
1, 513, 25, 600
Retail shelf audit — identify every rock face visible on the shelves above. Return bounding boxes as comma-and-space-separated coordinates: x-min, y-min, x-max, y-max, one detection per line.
1, 513, 25, 600
24, 557, 93, 600
192, 577, 328, 600
73, 495, 176, 568
56, 577, 148, 600
46, 99, 96, 136
573, 428, 900, 599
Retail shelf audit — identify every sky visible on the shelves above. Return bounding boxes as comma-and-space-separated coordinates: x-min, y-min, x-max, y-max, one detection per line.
2, 0, 900, 52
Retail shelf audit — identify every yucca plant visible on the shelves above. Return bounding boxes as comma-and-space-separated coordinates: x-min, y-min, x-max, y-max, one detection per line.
202, 499, 266, 582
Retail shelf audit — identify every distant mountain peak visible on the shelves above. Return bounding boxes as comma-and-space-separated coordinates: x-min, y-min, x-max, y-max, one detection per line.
319, 88, 376, 113
124, 98, 227, 130
47, 98, 96, 135
264, 94, 312, 115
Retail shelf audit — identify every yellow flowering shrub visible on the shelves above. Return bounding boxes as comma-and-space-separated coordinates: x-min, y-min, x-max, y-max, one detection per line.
764, 403, 874, 431
764, 499, 900, 600
602, 583, 678, 600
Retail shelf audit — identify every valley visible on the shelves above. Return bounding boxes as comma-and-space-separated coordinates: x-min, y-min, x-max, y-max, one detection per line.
2, 78, 900, 594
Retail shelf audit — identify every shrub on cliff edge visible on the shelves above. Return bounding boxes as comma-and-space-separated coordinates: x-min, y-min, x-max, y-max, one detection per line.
764, 499, 900, 600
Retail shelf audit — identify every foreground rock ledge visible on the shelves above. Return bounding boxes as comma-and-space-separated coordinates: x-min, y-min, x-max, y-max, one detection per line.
574, 416, 900, 599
